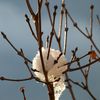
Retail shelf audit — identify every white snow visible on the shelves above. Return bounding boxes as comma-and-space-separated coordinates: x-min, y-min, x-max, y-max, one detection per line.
32, 47, 68, 100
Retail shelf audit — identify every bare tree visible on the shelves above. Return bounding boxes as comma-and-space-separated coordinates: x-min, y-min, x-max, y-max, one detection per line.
0, 0, 100, 100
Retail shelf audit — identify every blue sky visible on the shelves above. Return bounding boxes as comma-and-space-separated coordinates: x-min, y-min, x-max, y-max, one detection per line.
0, 0, 100, 100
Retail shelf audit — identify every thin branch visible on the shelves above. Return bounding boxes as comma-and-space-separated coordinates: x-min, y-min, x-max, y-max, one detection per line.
66, 6, 100, 55
86, 87, 96, 100
45, 0, 62, 51
69, 78, 96, 100
90, 5, 94, 37
20, 87, 27, 100
68, 57, 100, 72
84, 46, 99, 94
47, 5, 57, 60
64, 51, 91, 67
58, 50, 99, 73
56, 52, 63, 61
96, 15, 100, 25
26, 0, 38, 35
0, 32, 32, 64
26, 0, 36, 20
54, 52, 63, 64
25, 14, 38, 41
86, 46, 93, 76
89, 38, 100, 54
37, 0, 42, 39
47, 32, 54, 60
58, 0, 65, 39
38, 0, 43, 9
46, 35, 49, 48
57, 0, 66, 51
85, 27, 90, 37
86, 27, 100, 54
65, 73, 76, 100
68, 79, 83, 88
45, 0, 58, 40
63, 8, 68, 55
0, 75, 51, 83
75, 54, 85, 76
66, 9, 88, 38
74, 23, 88, 38
45, 1, 52, 27
65, 48, 78, 100
20, 48, 33, 77
0, 76, 33, 82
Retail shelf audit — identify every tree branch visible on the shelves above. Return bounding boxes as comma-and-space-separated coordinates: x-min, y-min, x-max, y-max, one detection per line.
47, 5, 57, 60
68, 57, 100, 72
25, 14, 38, 41
0, 32, 32, 64
20, 87, 27, 100
65, 73, 76, 100
63, 8, 68, 55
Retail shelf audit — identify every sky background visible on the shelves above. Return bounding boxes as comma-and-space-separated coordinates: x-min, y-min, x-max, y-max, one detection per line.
0, 0, 100, 100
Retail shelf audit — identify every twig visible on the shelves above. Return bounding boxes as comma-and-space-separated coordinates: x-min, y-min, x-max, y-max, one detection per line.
64, 50, 91, 67
68, 57, 100, 72
89, 5, 100, 54
89, 38, 100, 54
20, 48, 33, 77
45, 0, 62, 51
0, 73, 61, 84
47, 5, 57, 60
45, 1, 52, 28
65, 73, 76, 100
0, 71, 48, 83
58, 0, 65, 39
85, 28, 100, 54
66, 10, 88, 38
0, 32, 32, 64
73, 47, 97, 100
96, 15, 100, 25
58, 50, 99, 72
26, 0, 36, 18
86, 87, 96, 100
20, 87, 27, 100
26, 0, 38, 34
68, 79, 83, 88
57, 0, 66, 51
72, 49, 85, 76
87, 46, 93, 76
63, 8, 68, 55
66, 5, 100, 55
0, 76, 33, 82
85, 27, 90, 37
46, 35, 49, 48
45, 0, 58, 39
90, 5, 94, 37
65, 48, 77, 100
74, 23, 88, 38
25, 14, 38, 41
54, 52, 63, 64
45, 0, 58, 40
69, 79, 96, 100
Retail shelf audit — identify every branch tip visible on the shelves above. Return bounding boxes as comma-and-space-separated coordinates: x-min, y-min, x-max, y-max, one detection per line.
90, 4, 94, 10
20, 87, 25, 93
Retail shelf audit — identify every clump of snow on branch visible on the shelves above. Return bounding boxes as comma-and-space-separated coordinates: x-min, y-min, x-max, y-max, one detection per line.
32, 47, 68, 100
